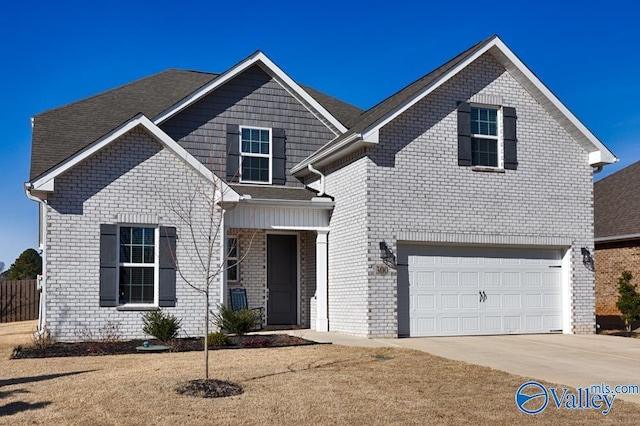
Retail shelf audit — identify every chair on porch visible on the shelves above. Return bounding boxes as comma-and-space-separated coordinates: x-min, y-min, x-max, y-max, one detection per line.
229, 288, 264, 330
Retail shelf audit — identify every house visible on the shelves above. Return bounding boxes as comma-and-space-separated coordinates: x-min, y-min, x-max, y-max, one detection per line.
594, 161, 640, 328
26, 35, 616, 341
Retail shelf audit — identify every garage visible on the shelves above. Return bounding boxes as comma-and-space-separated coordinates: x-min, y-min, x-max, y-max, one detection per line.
397, 245, 565, 337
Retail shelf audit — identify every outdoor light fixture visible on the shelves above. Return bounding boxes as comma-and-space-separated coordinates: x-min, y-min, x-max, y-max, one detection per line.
581, 247, 595, 272
379, 241, 397, 269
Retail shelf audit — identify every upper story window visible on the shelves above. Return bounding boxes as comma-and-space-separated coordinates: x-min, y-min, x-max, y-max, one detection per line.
470, 107, 500, 167
119, 226, 158, 305
240, 127, 271, 183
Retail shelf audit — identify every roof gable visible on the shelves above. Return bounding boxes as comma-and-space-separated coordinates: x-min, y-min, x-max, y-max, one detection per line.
153, 51, 353, 135
292, 35, 617, 174
28, 114, 239, 202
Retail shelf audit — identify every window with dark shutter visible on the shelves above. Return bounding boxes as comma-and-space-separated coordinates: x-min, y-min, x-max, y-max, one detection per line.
503, 107, 518, 170
99, 224, 118, 307
272, 128, 286, 185
457, 102, 472, 166
226, 124, 240, 182
158, 226, 177, 307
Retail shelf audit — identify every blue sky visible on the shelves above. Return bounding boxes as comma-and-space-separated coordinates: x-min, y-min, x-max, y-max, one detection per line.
0, 0, 638, 268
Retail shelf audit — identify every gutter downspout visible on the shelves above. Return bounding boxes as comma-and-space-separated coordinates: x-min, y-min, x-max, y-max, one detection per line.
307, 164, 325, 196
24, 183, 47, 336
592, 166, 603, 174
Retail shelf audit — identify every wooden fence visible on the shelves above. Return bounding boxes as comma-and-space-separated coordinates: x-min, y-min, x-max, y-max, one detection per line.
0, 279, 40, 323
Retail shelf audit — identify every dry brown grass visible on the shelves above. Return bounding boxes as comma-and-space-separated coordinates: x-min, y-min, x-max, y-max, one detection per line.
1, 326, 639, 425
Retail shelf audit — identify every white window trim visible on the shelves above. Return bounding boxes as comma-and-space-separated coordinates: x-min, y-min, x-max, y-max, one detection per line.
117, 225, 160, 308
470, 104, 503, 170
239, 126, 273, 184
227, 236, 239, 283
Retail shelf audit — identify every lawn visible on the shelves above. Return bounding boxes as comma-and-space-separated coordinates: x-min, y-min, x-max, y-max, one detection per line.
1, 323, 639, 425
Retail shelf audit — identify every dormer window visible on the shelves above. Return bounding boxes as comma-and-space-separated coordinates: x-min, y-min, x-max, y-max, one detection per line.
240, 127, 271, 183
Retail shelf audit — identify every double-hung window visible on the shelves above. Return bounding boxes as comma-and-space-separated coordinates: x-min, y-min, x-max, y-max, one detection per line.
240, 127, 271, 184
119, 226, 158, 305
226, 237, 238, 282
470, 106, 500, 167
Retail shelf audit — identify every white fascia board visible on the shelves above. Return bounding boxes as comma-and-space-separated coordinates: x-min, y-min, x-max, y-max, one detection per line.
29, 114, 240, 202
490, 38, 617, 165
291, 132, 363, 174
152, 52, 347, 134
354, 36, 616, 166
595, 233, 640, 243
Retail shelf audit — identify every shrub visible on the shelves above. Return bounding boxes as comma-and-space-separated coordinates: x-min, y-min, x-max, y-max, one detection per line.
213, 304, 259, 336
207, 331, 231, 347
617, 271, 640, 334
142, 311, 182, 343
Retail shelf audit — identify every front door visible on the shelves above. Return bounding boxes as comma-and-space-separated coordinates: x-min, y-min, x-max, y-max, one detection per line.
267, 234, 297, 325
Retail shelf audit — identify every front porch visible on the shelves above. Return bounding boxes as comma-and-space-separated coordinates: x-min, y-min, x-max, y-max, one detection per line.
221, 185, 331, 331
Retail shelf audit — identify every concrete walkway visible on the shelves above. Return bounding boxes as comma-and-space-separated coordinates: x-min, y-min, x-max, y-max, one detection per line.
296, 330, 640, 404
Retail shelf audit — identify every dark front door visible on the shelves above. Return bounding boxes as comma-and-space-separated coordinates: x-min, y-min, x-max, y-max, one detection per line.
267, 234, 297, 325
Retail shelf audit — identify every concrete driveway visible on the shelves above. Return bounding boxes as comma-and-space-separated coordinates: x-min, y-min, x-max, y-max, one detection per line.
300, 330, 640, 404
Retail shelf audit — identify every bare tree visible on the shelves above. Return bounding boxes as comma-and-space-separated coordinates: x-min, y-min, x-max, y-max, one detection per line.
162, 162, 256, 379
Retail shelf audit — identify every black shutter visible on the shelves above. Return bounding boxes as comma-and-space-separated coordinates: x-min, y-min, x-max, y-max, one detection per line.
457, 102, 472, 166
272, 128, 286, 185
158, 226, 177, 307
503, 107, 518, 170
99, 224, 118, 307
226, 124, 240, 182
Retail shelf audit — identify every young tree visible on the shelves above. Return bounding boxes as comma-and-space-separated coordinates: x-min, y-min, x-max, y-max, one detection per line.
4, 249, 42, 280
164, 168, 256, 380
616, 271, 640, 334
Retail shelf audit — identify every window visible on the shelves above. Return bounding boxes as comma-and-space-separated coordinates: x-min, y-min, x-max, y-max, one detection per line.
226, 237, 238, 282
470, 107, 499, 167
119, 226, 157, 305
240, 127, 271, 183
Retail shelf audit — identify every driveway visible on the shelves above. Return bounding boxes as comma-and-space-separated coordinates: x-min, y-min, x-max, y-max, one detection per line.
300, 330, 640, 404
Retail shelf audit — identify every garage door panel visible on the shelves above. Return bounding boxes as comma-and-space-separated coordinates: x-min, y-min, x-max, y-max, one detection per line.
402, 245, 563, 337
460, 272, 479, 286
462, 317, 480, 332
441, 294, 459, 309
440, 272, 459, 286
503, 294, 521, 308
461, 294, 479, 309
441, 317, 459, 332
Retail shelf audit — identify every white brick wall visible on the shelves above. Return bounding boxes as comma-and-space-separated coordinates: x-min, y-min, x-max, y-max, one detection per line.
45, 128, 223, 341
364, 53, 595, 336
319, 53, 595, 338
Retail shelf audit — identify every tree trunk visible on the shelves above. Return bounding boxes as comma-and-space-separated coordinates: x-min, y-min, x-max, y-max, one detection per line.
205, 290, 209, 379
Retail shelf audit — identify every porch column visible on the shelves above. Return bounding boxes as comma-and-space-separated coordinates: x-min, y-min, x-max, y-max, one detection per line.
316, 230, 329, 332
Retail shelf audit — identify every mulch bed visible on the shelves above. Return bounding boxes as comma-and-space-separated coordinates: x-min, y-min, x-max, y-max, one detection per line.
11, 334, 315, 359
175, 379, 244, 398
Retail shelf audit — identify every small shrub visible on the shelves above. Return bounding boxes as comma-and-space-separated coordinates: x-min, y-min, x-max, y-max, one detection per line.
617, 271, 640, 334
142, 311, 182, 343
240, 337, 270, 348
31, 327, 53, 349
207, 331, 231, 347
213, 304, 259, 336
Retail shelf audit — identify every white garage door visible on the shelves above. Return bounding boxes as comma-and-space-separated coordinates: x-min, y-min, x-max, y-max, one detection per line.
399, 246, 563, 337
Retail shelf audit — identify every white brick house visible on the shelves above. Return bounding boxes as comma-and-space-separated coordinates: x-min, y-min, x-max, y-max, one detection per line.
26, 36, 616, 341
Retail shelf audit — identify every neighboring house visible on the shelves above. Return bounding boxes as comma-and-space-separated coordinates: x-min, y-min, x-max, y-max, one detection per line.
26, 35, 616, 341
594, 161, 640, 325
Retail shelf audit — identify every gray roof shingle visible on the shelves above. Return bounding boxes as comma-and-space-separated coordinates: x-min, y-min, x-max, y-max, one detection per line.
594, 161, 640, 240
30, 68, 364, 181
229, 184, 320, 201
30, 69, 219, 180
303, 35, 498, 160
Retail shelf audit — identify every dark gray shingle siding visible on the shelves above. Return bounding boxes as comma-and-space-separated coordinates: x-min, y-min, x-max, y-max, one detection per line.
161, 66, 337, 187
